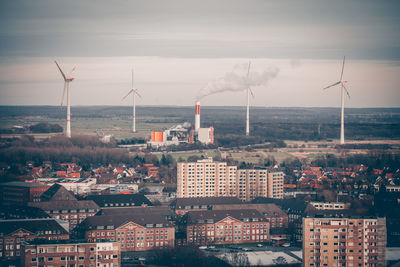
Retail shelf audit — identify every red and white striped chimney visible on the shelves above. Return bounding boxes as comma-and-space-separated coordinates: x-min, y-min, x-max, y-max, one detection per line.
195, 101, 200, 132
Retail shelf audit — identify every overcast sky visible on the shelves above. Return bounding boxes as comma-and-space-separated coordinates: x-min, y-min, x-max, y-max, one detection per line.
0, 0, 399, 107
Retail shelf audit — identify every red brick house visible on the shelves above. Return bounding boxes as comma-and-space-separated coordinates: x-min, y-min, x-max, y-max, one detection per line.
180, 209, 270, 246
81, 212, 175, 252
0, 218, 69, 260
0, 182, 50, 205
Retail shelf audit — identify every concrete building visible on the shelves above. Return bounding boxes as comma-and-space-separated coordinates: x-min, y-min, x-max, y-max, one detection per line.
21, 239, 120, 267
177, 158, 284, 201
303, 216, 386, 267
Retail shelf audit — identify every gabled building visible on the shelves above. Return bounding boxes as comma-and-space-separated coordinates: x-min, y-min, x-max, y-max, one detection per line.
40, 183, 77, 202
0, 218, 69, 260
180, 209, 269, 246
81, 213, 175, 252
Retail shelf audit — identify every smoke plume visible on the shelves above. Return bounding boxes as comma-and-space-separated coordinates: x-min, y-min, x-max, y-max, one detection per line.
196, 63, 279, 100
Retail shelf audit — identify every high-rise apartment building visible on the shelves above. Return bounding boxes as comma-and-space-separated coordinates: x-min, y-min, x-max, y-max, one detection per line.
303, 216, 386, 267
177, 158, 284, 201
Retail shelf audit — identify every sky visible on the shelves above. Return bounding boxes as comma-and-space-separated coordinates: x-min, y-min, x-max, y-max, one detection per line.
0, 0, 399, 107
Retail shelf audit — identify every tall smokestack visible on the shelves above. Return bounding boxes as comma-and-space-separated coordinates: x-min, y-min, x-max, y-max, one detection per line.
195, 101, 200, 133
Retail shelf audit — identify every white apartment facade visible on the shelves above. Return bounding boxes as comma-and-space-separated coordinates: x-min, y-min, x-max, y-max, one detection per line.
177, 158, 284, 201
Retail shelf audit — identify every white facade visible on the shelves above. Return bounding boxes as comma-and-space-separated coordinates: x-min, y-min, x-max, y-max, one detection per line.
177, 158, 284, 201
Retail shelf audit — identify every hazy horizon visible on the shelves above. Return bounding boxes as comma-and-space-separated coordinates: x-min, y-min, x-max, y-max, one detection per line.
1, 1, 399, 107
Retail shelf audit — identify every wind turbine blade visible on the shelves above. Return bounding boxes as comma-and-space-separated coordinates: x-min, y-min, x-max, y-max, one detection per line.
340, 56, 345, 81
342, 82, 350, 98
247, 61, 251, 78
68, 66, 76, 76
323, 81, 341, 90
55, 61, 67, 81
132, 68, 135, 90
61, 82, 67, 107
122, 89, 134, 100
134, 89, 142, 98
249, 88, 255, 98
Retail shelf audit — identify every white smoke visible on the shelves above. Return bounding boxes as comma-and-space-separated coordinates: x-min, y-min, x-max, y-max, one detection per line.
196, 63, 279, 100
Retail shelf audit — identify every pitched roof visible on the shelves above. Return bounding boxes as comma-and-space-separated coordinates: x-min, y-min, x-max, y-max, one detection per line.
83, 213, 173, 230
0, 205, 50, 220
172, 197, 242, 209
0, 218, 69, 236
100, 206, 174, 217
184, 209, 267, 224
29, 200, 100, 211
84, 194, 152, 207
251, 197, 308, 213
212, 203, 287, 217
40, 184, 77, 201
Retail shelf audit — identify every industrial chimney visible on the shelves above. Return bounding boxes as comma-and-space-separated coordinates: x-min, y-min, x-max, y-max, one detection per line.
195, 101, 200, 133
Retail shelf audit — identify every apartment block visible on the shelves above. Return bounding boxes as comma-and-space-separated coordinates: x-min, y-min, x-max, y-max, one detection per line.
177, 158, 284, 201
303, 216, 386, 267
21, 239, 120, 267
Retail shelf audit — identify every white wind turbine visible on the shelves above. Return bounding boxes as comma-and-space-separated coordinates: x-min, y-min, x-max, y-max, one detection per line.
55, 61, 75, 138
122, 68, 141, 133
323, 56, 350, 144
245, 61, 255, 136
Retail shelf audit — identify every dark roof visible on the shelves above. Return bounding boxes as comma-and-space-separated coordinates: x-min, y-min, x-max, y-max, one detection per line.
184, 209, 267, 224
100, 206, 174, 217
23, 239, 117, 246
212, 203, 287, 217
29, 200, 99, 211
85, 194, 152, 207
0, 218, 69, 236
0, 181, 48, 188
40, 184, 77, 201
0, 205, 50, 219
172, 197, 242, 209
83, 213, 173, 230
251, 197, 308, 213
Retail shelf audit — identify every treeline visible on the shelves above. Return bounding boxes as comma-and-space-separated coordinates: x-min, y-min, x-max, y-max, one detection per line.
0, 122, 63, 134
212, 122, 400, 141
310, 152, 400, 170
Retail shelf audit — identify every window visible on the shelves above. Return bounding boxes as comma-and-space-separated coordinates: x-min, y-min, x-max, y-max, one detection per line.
48, 257, 53, 262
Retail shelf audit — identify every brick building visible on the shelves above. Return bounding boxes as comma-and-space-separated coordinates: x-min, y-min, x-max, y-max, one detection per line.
81, 212, 175, 252
180, 209, 270, 246
0, 218, 69, 260
21, 239, 120, 267
212, 203, 288, 228
303, 216, 386, 267
29, 200, 100, 231
0, 182, 50, 205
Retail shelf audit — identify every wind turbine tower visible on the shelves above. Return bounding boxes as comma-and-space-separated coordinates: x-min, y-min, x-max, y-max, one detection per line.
122, 68, 141, 133
246, 61, 254, 136
323, 56, 350, 144
55, 61, 75, 138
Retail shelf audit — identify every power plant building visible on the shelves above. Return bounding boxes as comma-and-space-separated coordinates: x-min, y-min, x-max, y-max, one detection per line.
177, 158, 284, 201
